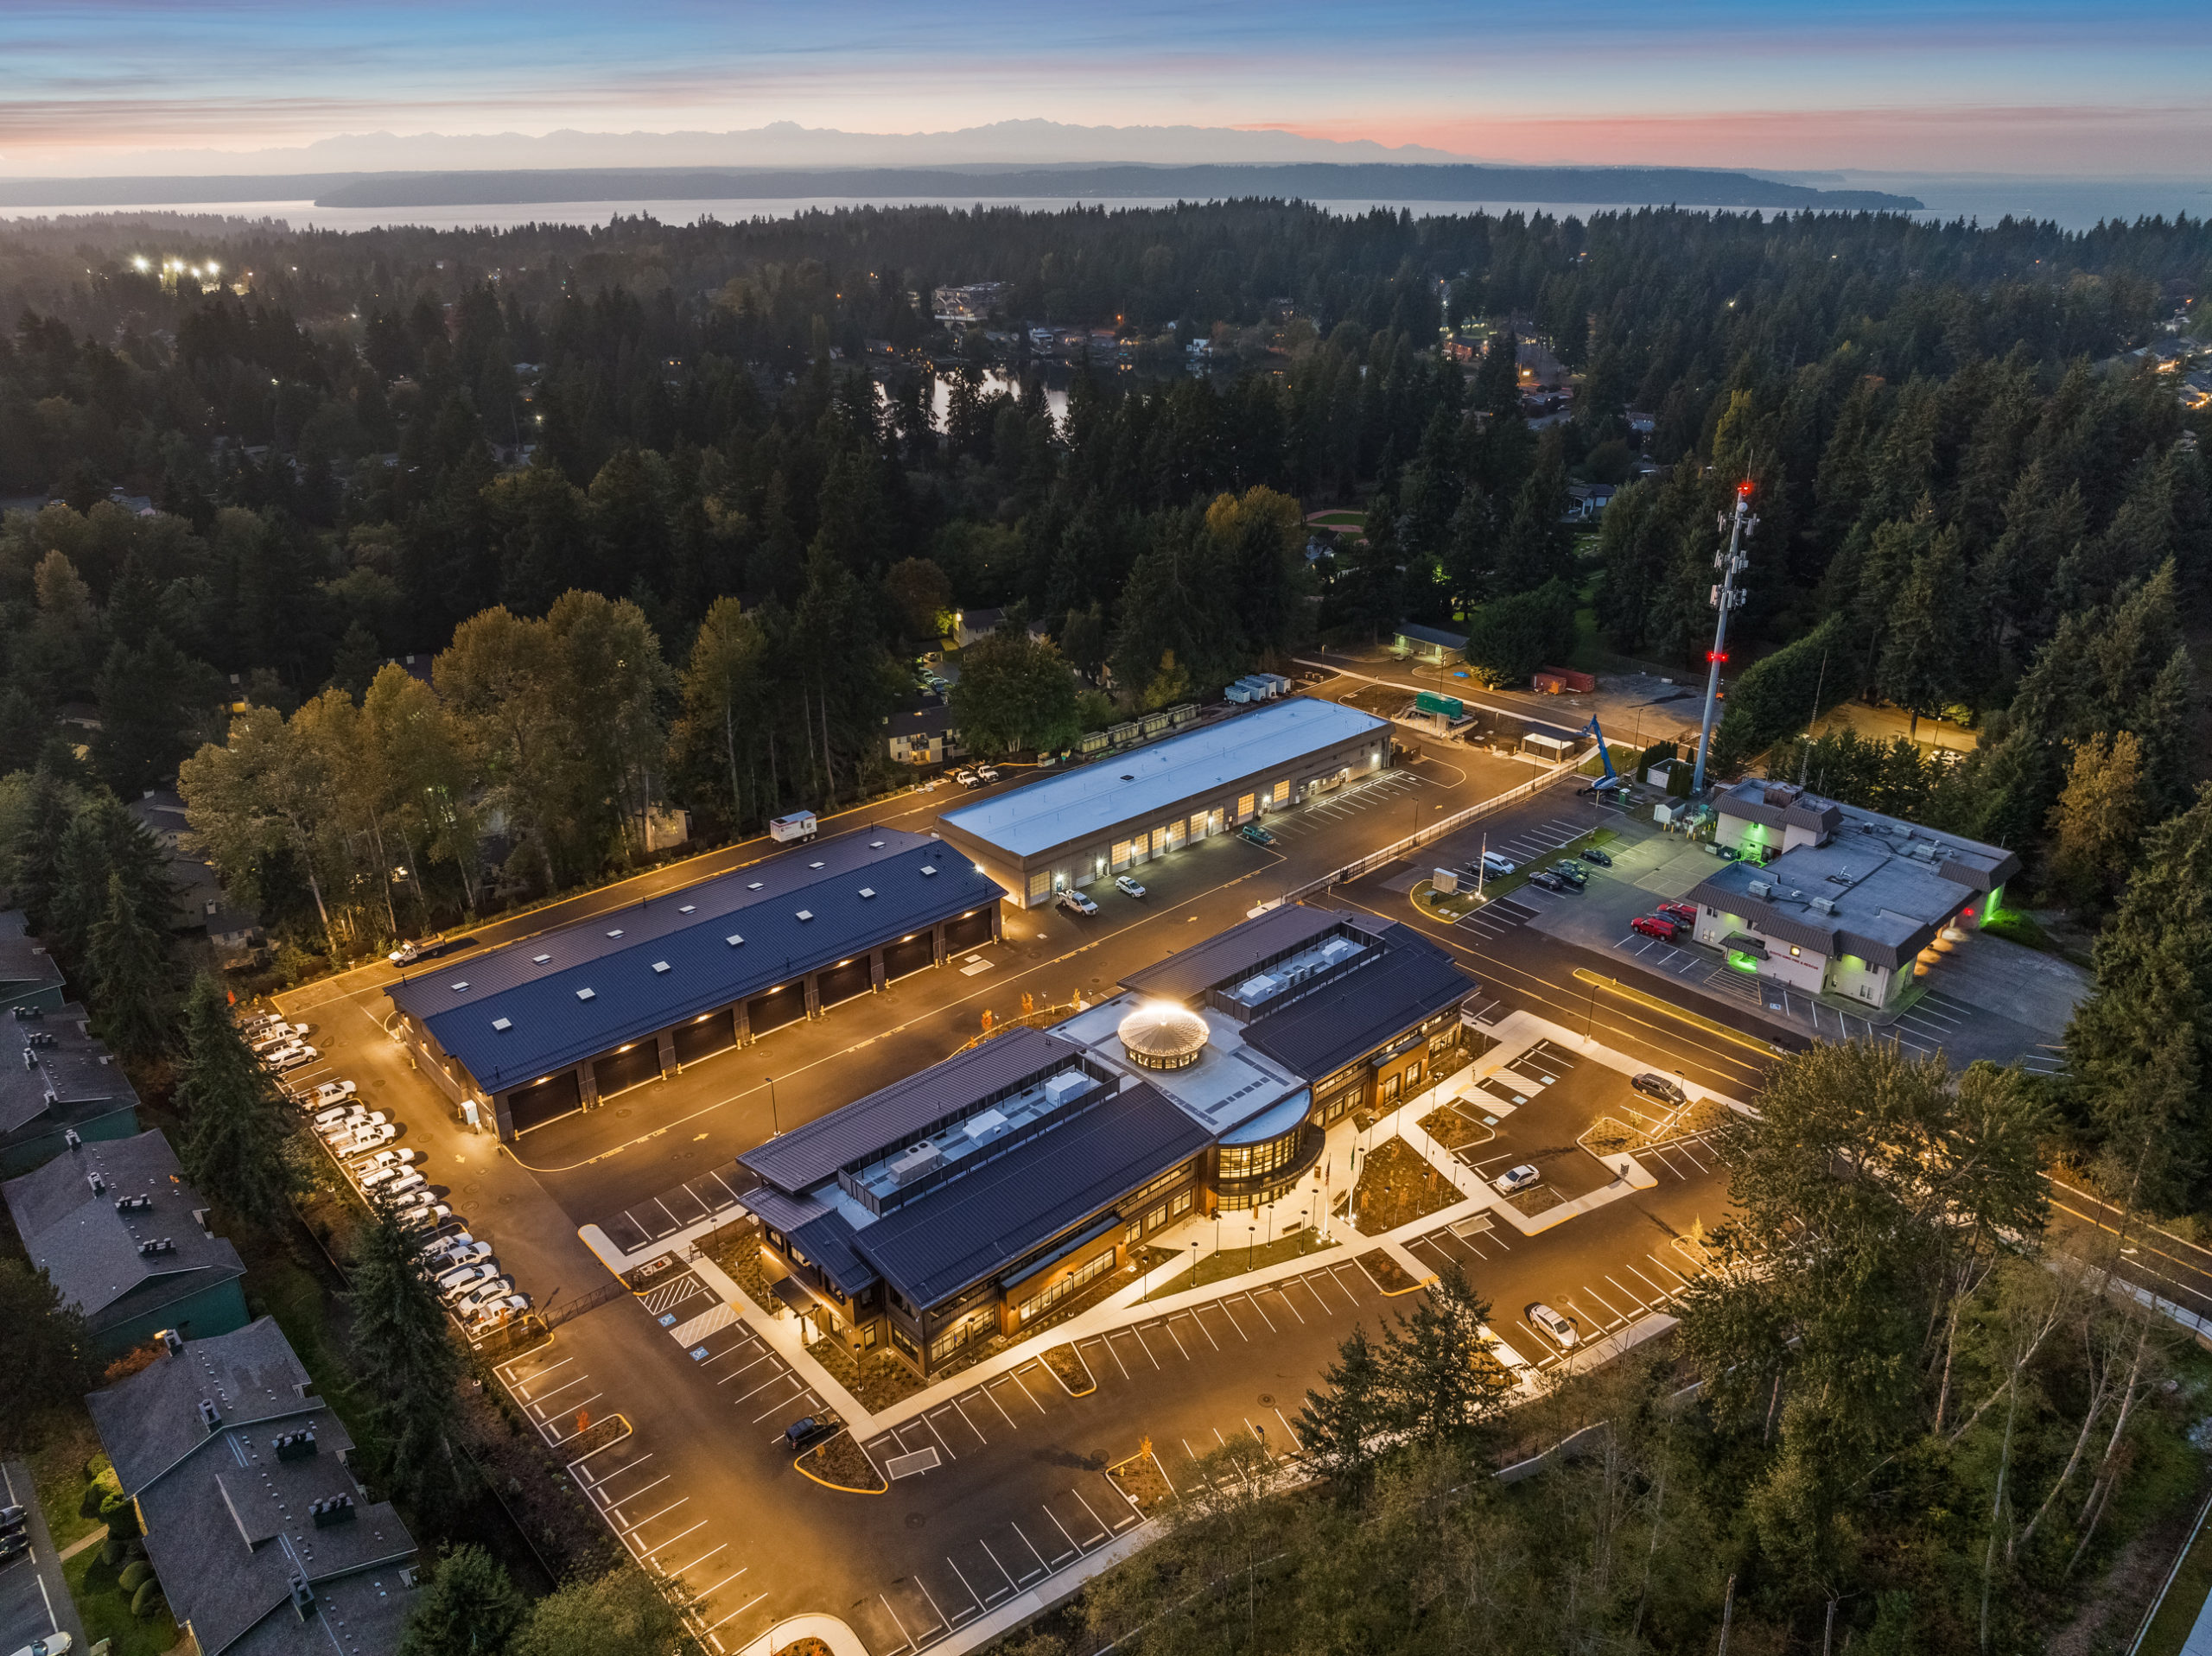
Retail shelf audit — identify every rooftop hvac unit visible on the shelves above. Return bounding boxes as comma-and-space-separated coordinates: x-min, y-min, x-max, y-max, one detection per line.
962, 1107, 1011, 1144
1810, 896, 1838, 915
309, 1494, 356, 1527
116, 1193, 151, 1212
137, 1238, 175, 1256
1747, 880, 1773, 898
887, 1142, 944, 1187
273, 1430, 318, 1462
1043, 1071, 1095, 1107
1318, 937, 1360, 968
1235, 972, 1282, 1005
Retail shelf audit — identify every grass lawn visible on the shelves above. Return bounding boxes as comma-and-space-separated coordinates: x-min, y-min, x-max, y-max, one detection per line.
1141, 1229, 1339, 1301
64, 1539, 179, 1656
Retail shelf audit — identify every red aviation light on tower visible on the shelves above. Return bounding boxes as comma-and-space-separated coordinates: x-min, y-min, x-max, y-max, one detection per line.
1736, 479, 1755, 499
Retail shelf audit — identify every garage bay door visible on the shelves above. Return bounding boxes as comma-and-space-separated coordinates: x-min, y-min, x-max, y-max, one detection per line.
882, 935, 935, 980
944, 910, 994, 953
747, 986, 805, 1037
592, 1043, 662, 1100
671, 1011, 736, 1065
815, 958, 872, 1008
505, 1071, 582, 1135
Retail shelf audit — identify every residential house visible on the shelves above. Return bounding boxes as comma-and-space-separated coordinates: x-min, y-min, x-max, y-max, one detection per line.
84, 1317, 419, 1656
0, 998, 142, 1175
3, 1129, 246, 1355
885, 692, 963, 768
130, 790, 264, 963
1391, 623, 1468, 666
0, 910, 66, 1014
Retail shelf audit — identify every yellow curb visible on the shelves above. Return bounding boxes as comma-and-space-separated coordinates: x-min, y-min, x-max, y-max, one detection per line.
1037, 1345, 1097, 1398
792, 1432, 888, 1495
562, 1412, 633, 1470
1570, 968, 1789, 1057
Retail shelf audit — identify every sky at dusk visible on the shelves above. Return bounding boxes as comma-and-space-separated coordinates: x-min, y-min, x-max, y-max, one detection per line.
3, 0, 2209, 180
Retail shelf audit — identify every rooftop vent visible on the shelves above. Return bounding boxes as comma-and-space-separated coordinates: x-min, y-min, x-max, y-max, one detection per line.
1810, 896, 1838, 915
272, 1429, 318, 1462
606, 929, 623, 937
652, 961, 671, 974
160, 1328, 182, 1355
137, 1238, 175, 1256
86, 1169, 103, 1193
1747, 880, 1773, 898
678, 904, 696, 914
309, 1494, 357, 1527
869, 841, 885, 847
198, 1398, 221, 1431
532, 954, 550, 964
116, 1193, 152, 1212
491, 1018, 512, 1032
1121, 774, 1135, 781
809, 860, 824, 869
289, 1574, 315, 1616
1117, 1003, 1211, 1071
449, 980, 469, 992
748, 882, 763, 890
575, 988, 596, 1001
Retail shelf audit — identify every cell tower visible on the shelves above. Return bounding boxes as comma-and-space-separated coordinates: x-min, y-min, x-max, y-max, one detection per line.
1691, 480, 1757, 794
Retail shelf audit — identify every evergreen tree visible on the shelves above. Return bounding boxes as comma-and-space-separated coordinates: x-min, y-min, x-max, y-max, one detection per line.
397, 1545, 529, 1656
1375, 1266, 1515, 1451
177, 974, 301, 1228
2044, 731, 2146, 910
349, 1209, 468, 1516
0, 1257, 97, 1450
509, 1565, 702, 1656
88, 869, 169, 1061
2063, 782, 2212, 1210
1876, 528, 1976, 737
1297, 1324, 1384, 1496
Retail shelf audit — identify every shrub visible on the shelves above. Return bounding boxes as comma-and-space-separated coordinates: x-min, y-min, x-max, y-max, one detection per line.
101, 1535, 125, 1566
98, 1488, 139, 1540
118, 1559, 153, 1592
131, 1578, 165, 1619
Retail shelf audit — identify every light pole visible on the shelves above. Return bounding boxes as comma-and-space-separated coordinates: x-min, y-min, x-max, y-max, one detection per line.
765, 1075, 780, 1136
1692, 480, 1757, 795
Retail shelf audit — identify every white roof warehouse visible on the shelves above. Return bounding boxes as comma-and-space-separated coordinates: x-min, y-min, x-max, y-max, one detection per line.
934, 699, 1393, 908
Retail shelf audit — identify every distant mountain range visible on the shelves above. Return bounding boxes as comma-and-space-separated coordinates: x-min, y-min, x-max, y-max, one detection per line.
0, 162, 1923, 213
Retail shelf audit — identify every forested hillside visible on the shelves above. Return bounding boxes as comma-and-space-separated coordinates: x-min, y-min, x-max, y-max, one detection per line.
0, 201, 2204, 955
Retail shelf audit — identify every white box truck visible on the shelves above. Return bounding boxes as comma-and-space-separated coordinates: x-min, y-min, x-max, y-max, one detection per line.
768, 811, 817, 844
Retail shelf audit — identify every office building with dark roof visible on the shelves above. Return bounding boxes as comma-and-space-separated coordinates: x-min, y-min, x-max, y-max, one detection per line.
85, 1317, 418, 1656
2, 1129, 247, 1356
738, 904, 1472, 1376
1688, 779, 2022, 1009
389, 829, 1005, 1139
934, 697, 1392, 908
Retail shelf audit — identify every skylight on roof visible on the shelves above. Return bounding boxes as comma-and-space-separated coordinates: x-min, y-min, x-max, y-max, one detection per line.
652, 961, 671, 974
531, 954, 550, 964
449, 980, 469, 991
809, 861, 824, 869
726, 934, 744, 946
678, 904, 696, 914
869, 841, 884, 847
492, 1018, 512, 1031
747, 882, 763, 891
575, 987, 596, 1001
796, 910, 813, 921
606, 929, 623, 938
920, 865, 937, 876
858, 887, 875, 898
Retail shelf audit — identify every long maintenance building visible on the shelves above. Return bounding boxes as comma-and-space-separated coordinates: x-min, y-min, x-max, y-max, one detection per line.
389, 829, 1006, 1139
934, 696, 1392, 907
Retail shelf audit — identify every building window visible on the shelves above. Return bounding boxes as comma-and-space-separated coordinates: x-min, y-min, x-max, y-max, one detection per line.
889, 1323, 918, 1361
1122, 1221, 1141, 1247
1404, 1060, 1422, 1088
1218, 1129, 1302, 1181
929, 1310, 995, 1364
1128, 1160, 1195, 1209
1017, 1248, 1116, 1323
1381, 1073, 1402, 1105
864, 1322, 878, 1348
1171, 1190, 1193, 1218
1145, 1203, 1167, 1230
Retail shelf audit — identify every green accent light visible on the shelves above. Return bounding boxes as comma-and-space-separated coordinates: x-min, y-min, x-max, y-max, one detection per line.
1726, 951, 1760, 974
